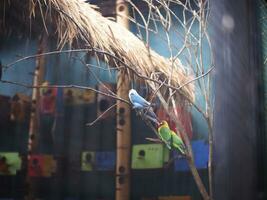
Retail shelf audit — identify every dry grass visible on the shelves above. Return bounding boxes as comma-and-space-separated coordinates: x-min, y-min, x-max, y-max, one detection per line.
31, 0, 195, 102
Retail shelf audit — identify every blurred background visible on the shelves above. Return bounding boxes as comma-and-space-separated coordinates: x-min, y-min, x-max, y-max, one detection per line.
0, 0, 265, 200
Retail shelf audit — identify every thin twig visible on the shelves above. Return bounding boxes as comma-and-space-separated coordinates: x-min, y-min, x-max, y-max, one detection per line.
0, 79, 130, 104
86, 103, 117, 126
145, 137, 163, 143
168, 66, 214, 102
5, 49, 91, 68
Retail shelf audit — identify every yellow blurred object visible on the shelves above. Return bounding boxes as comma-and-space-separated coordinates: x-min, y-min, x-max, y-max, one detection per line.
64, 88, 96, 105
40, 81, 52, 96
42, 155, 57, 177
82, 89, 96, 103
81, 151, 95, 171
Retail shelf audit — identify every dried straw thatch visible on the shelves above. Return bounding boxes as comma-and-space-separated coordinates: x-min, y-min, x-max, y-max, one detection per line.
4, 0, 195, 102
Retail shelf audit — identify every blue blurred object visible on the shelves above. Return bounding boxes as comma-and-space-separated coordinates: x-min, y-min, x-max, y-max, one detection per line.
174, 140, 208, 171
95, 151, 116, 171
56, 88, 64, 114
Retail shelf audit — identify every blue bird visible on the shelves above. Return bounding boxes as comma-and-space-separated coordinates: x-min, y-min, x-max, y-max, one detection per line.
128, 89, 150, 109
128, 89, 159, 124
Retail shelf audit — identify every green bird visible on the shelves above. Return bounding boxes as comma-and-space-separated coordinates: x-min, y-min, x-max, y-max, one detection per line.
157, 120, 186, 155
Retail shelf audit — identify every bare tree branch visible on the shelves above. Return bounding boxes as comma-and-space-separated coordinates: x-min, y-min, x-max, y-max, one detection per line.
86, 103, 117, 126
0, 79, 130, 104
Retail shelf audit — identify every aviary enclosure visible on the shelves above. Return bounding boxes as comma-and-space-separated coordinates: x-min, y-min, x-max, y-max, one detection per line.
0, 0, 264, 200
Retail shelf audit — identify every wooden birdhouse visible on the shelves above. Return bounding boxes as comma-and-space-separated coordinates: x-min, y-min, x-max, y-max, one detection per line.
131, 144, 169, 169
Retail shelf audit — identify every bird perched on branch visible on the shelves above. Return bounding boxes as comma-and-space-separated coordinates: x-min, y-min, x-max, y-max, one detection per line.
128, 89, 158, 124
128, 89, 150, 109
158, 120, 186, 155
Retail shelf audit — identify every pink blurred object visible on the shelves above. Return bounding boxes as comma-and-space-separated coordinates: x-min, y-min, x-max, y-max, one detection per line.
28, 155, 44, 177
40, 87, 57, 114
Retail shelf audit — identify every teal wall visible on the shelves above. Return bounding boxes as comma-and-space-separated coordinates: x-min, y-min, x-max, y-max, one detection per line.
44, 47, 117, 86
0, 38, 117, 96
0, 38, 37, 96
